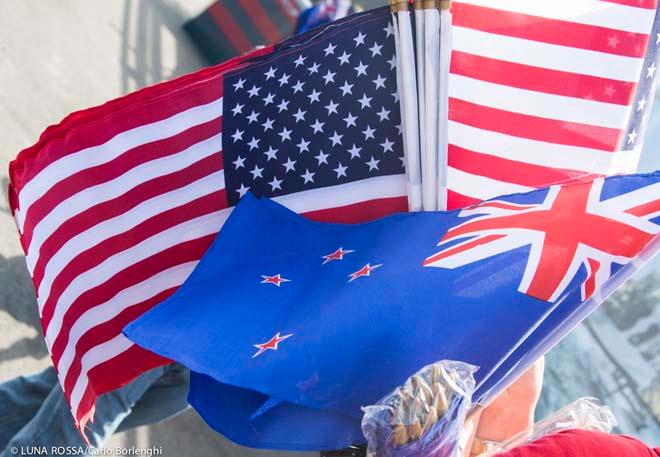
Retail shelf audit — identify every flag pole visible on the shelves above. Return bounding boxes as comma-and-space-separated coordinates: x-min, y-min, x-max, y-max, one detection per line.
391, 0, 423, 211
413, 0, 427, 210
437, 0, 452, 210
422, 0, 440, 210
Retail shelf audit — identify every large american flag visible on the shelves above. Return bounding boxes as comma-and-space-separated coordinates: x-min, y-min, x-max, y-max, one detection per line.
6, 1, 659, 437
8, 9, 406, 433
446, 0, 660, 209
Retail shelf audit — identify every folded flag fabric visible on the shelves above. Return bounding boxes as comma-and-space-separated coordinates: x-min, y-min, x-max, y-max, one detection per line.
7, 7, 405, 433
124, 171, 660, 450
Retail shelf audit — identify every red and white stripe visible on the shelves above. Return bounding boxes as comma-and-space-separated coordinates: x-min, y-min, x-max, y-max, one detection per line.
9, 62, 408, 433
446, 0, 657, 209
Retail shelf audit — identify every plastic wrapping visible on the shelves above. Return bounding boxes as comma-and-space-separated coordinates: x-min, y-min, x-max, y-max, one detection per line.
480, 397, 617, 456
361, 360, 477, 457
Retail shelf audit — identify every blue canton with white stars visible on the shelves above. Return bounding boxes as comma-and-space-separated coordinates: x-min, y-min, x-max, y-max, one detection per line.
223, 11, 404, 206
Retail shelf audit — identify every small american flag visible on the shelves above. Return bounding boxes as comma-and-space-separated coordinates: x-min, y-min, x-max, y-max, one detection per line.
8, 9, 405, 434
446, 0, 660, 209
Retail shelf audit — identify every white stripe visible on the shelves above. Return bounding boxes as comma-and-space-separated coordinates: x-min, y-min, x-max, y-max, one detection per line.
35, 171, 225, 308
448, 121, 639, 175
69, 334, 133, 421
455, 0, 656, 35
273, 174, 408, 213
42, 209, 231, 344
449, 73, 631, 129
448, 166, 533, 200
56, 262, 198, 390
26, 133, 223, 273
452, 26, 644, 82
16, 98, 223, 232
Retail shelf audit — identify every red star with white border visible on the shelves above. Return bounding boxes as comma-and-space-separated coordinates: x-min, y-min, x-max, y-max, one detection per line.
348, 263, 382, 282
252, 332, 293, 358
322, 247, 355, 264
260, 274, 291, 286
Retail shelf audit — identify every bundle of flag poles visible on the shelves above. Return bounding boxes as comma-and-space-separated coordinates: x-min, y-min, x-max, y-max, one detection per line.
390, 0, 452, 211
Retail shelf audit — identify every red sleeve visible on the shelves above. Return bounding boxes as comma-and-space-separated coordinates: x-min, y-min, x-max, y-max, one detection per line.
496, 429, 660, 457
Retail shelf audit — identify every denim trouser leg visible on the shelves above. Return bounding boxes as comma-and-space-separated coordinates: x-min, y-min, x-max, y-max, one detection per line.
0, 364, 189, 456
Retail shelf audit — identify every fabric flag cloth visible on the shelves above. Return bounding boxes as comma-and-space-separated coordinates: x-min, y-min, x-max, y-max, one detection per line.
124, 172, 660, 451
444, 0, 660, 209
7, 8, 406, 434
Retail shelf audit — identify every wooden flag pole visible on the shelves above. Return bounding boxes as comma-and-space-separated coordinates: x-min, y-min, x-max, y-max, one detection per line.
422, 0, 440, 210
413, 0, 427, 211
390, 0, 423, 211
437, 0, 451, 210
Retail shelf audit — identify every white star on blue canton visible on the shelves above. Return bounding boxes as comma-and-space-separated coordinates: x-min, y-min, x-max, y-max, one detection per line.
294, 55, 306, 67
358, 94, 372, 109
316, 150, 329, 165
311, 119, 325, 133
269, 176, 283, 191
279, 73, 290, 86
247, 110, 259, 124
324, 42, 337, 56
308, 89, 321, 104
248, 137, 260, 150
343, 113, 358, 127
293, 80, 305, 93
340, 81, 354, 96
369, 42, 382, 57
308, 62, 320, 74
334, 162, 348, 178
388, 55, 396, 70
265, 146, 278, 161
377, 107, 391, 121
247, 85, 260, 97
279, 127, 292, 142
348, 144, 361, 159
381, 138, 394, 153
233, 78, 246, 90
283, 157, 296, 173
250, 165, 264, 179
385, 22, 394, 37
330, 131, 343, 146
338, 51, 351, 65
355, 62, 368, 76
231, 102, 244, 116
297, 138, 311, 153
263, 92, 275, 105
323, 70, 336, 85
354, 32, 366, 46
233, 155, 246, 169
237, 183, 250, 197
231, 129, 244, 143
373, 74, 386, 89
362, 126, 375, 140
278, 99, 290, 112
293, 108, 307, 123
265, 67, 276, 80
366, 156, 380, 171
325, 100, 339, 115
301, 169, 315, 184
262, 117, 274, 131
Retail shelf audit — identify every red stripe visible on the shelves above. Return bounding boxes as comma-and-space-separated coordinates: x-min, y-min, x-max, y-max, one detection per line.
449, 97, 622, 151
62, 287, 179, 401
626, 198, 660, 216
54, 234, 215, 398
447, 190, 481, 210
448, 145, 602, 188
238, 0, 283, 44
599, 0, 657, 9
453, 2, 651, 58
451, 51, 636, 106
423, 234, 506, 266
303, 196, 409, 223
208, 2, 254, 55
20, 118, 222, 251
31, 154, 224, 291
10, 83, 223, 193
40, 191, 225, 335
47, 192, 225, 362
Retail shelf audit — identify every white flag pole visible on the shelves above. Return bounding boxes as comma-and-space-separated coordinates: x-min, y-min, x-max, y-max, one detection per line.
437, 0, 452, 210
391, 0, 423, 211
423, 0, 440, 210
413, 0, 427, 210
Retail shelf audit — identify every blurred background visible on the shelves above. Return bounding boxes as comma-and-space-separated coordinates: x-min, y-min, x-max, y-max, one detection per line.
0, 1, 658, 455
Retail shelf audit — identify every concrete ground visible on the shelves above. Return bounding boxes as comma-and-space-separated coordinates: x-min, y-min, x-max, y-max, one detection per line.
0, 1, 330, 456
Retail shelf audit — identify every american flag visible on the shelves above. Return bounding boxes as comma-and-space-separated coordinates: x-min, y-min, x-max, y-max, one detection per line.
446, 0, 660, 209
7, 9, 405, 433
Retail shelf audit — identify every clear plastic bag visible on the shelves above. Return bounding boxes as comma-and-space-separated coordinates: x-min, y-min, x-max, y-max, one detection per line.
479, 397, 617, 456
361, 360, 477, 457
